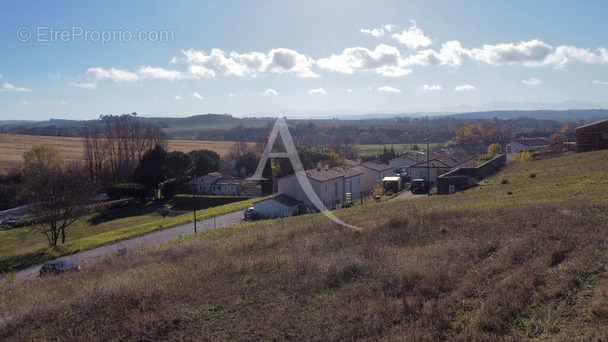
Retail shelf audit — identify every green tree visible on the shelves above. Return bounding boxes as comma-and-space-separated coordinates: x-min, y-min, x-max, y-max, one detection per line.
166, 151, 194, 180
133, 144, 167, 199
488, 143, 502, 156
188, 149, 220, 176
518, 149, 532, 162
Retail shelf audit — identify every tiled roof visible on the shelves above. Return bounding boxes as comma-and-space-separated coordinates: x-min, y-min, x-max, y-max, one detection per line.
410, 158, 452, 169
434, 150, 475, 167
575, 118, 608, 130
305, 169, 345, 182
359, 160, 392, 172
330, 166, 364, 178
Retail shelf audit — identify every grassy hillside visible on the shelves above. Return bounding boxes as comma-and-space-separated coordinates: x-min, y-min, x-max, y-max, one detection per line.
1, 151, 607, 340
155, 114, 269, 139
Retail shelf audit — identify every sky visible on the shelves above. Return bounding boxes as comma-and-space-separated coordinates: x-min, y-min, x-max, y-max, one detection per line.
1, 0, 608, 121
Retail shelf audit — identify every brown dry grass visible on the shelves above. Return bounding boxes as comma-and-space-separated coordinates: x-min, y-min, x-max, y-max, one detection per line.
0, 133, 253, 175
1, 151, 607, 341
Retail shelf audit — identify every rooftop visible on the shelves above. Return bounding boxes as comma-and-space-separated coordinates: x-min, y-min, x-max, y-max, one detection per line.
358, 160, 393, 172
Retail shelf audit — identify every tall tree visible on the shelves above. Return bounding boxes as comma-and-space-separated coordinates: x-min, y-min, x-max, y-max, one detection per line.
22, 144, 64, 181
24, 156, 96, 246
83, 114, 167, 184
133, 144, 167, 199
188, 149, 220, 176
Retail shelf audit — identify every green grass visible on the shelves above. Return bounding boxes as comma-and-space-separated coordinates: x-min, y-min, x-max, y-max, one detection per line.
0, 197, 266, 273
357, 142, 446, 156
2, 151, 608, 340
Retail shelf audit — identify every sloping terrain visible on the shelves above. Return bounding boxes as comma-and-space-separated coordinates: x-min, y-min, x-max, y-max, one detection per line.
0, 151, 607, 341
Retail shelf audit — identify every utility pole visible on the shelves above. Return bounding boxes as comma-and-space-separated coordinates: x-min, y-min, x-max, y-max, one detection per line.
425, 139, 430, 182
192, 175, 197, 234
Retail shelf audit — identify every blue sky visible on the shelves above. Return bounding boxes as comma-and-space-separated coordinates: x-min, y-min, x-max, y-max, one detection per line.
1, 1, 608, 120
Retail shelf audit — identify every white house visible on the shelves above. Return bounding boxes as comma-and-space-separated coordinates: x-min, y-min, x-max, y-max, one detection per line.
277, 167, 364, 211
353, 160, 393, 194
253, 194, 302, 219
507, 138, 553, 153
190, 172, 222, 194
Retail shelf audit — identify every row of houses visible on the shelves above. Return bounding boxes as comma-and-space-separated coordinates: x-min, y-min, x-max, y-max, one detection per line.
190, 172, 262, 197
253, 149, 476, 219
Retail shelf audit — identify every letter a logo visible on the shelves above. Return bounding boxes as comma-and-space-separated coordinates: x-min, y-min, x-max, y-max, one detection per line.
249, 117, 361, 230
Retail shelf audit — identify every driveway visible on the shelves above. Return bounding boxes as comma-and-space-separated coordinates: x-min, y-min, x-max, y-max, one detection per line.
390, 190, 428, 200
3, 210, 245, 282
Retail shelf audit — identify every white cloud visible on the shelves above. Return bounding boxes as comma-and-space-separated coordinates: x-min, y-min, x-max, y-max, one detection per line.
48, 72, 61, 80
308, 87, 326, 95
21, 100, 30, 105
347, 89, 353, 93
392, 20, 432, 49
69, 82, 96, 89
404, 40, 470, 68
139, 66, 184, 81
522, 77, 543, 86
1, 82, 33, 92
378, 86, 401, 93
455, 84, 476, 91
61, 100, 70, 105
317, 44, 412, 77
174, 95, 183, 100
470, 39, 553, 66
593, 80, 608, 85
419, 84, 442, 91
192, 91, 203, 100
547, 46, 608, 69
360, 27, 385, 37
86, 67, 139, 82
263, 88, 278, 96
181, 47, 318, 79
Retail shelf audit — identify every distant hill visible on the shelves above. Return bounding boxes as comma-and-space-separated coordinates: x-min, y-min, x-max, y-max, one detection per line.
438, 109, 608, 122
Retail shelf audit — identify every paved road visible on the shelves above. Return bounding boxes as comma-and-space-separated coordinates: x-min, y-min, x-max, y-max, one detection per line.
2, 210, 245, 282
390, 190, 427, 200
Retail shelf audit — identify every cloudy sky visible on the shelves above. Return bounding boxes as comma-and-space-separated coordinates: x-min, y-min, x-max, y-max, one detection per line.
1, 1, 608, 120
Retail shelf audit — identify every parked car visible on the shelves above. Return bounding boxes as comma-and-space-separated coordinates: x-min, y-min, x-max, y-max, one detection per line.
410, 179, 429, 194
39, 260, 81, 277
244, 207, 255, 220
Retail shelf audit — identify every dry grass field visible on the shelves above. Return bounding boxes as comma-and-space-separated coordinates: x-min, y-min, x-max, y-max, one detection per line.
1, 151, 607, 340
0, 133, 254, 175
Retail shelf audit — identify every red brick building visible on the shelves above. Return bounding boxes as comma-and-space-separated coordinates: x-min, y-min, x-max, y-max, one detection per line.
576, 118, 608, 152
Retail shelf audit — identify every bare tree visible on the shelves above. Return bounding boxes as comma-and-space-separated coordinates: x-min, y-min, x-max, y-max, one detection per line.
83, 114, 167, 184
26, 162, 97, 246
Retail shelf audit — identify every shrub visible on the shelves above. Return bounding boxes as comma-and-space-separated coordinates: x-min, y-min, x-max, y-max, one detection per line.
106, 183, 151, 200
529, 173, 537, 178
501, 178, 509, 184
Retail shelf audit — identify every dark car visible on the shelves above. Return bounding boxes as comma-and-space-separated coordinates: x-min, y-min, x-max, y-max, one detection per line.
410, 179, 429, 194
244, 207, 255, 220
39, 260, 81, 277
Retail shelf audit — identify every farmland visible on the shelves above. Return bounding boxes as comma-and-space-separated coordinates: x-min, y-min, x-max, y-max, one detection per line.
1, 150, 607, 340
0, 133, 254, 175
